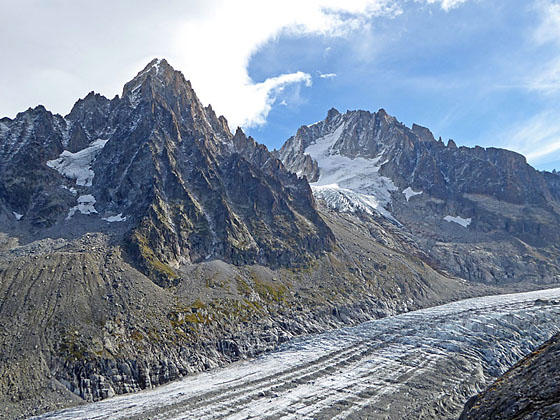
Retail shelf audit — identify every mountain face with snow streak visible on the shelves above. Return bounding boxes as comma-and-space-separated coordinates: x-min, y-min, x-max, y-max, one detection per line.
278, 108, 560, 284
278, 108, 403, 220
0, 59, 333, 284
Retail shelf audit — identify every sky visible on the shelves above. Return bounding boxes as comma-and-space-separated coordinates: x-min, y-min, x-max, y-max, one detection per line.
2, 1, 560, 170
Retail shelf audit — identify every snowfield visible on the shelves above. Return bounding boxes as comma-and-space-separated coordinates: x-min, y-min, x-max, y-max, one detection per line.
35, 287, 560, 420
46, 139, 108, 186
305, 122, 397, 220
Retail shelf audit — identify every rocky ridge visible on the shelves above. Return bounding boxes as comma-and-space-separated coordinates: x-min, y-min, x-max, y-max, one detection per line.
278, 108, 560, 285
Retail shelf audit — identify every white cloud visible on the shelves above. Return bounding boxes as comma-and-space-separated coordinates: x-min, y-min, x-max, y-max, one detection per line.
528, 1, 560, 93
170, 0, 403, 128
319, 72, 338, 79
0, 0, 472, 128
502, 111, 560, 164
422, 0, 469, 11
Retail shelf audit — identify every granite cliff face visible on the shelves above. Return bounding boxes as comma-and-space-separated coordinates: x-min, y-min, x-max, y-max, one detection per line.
0, 59, 334, 285
278, 108, 560, 285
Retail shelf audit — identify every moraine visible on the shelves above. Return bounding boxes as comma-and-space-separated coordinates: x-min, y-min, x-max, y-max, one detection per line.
35, 287, 560, 420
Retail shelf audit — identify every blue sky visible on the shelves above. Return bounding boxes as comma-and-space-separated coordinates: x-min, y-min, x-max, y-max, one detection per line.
2, 0, 560, 170
243, 1, 560, 170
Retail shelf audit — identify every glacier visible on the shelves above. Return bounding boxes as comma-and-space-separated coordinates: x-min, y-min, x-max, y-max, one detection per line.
305, 122, 397, 219
35, 287, 560, 420
46, 139, 108, 187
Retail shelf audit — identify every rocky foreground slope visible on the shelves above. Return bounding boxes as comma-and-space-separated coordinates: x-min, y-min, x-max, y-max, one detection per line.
1, 59, 559, 419
460, 331, 560, 419
32, 288, 560, 420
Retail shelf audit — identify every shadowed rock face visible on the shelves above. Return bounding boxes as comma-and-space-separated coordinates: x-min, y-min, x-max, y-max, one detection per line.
0, 59, 334, 284
278, 108, 560, 284
0, 106, 70, 228
460, 332, 560, 420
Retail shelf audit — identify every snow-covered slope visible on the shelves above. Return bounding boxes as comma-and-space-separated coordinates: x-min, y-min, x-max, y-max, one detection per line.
47, 138, 108, 186
305, 122, 397, 219
281, 109, 401, 220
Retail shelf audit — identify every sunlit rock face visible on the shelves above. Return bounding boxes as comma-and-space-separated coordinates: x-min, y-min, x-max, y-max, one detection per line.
278, 107, 560, 285
0, 59, 334, 284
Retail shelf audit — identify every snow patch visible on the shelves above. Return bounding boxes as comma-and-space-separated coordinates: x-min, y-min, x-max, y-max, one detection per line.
61, 185, 77, 195
102, 213, 126, 222
12, 212, 22, 220
403, 187, 422, 202
67, 195, 97, 219
47, 139, 108, 186
140, 58, 162, 77
305, 122, 397, 219
312, 184, 395, 220
444, 215, 471, 227
53, 117, 71, 147
153, 59, 162, 74
128, 85, 143, 108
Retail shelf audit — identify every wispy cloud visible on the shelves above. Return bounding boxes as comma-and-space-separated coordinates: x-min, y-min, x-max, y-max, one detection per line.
501, 110, 560, 164
0, 0, 473, 128
526, 58, 560, 93
534, 0, 560, 44
245, 71, 312, 126
421, 0, 470, 11
505, 1, 560, 164
527, 1, 560, 94
319, 72, 337, 79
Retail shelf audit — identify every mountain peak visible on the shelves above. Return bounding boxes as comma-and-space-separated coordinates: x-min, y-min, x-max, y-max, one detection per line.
135, 58, 173, 79
121, 58, 190, 100
412, 123, 436, 143
326, 107, 340, 120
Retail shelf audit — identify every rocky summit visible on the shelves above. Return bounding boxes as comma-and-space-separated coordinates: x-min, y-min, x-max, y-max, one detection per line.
0, 59, 559, 419
0, 59, 333, 285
